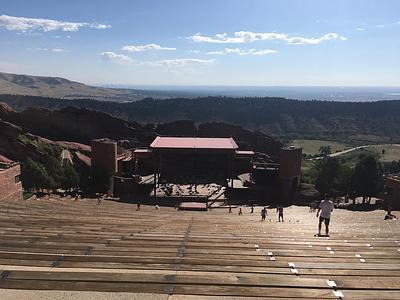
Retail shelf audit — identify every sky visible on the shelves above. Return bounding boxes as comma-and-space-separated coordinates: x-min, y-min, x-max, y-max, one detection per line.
0, 0, 400, 86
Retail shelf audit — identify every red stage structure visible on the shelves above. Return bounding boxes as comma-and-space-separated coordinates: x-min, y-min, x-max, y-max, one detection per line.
149, 137, 243, 198
92, 136, 302, 206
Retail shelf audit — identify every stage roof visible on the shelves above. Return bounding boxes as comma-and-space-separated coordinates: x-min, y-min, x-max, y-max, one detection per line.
150, 137, 238, 150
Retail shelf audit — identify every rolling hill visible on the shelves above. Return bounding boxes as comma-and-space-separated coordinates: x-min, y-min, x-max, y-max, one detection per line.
0, 71, 167, 102
1, 94, 400, 143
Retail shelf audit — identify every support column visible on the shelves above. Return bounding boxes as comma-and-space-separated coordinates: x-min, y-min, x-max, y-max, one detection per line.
158, 153, 162, 188
230, 153, 234, 202
110, 176, 114, 197
134, 156, 139, 175
153, 154, 157, 198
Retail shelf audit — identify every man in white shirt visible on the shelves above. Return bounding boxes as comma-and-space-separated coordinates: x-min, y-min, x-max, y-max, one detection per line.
316, 198, 334, 236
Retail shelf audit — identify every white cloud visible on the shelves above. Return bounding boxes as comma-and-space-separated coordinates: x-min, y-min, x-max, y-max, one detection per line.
27, 47, 68, 52
190, 32, 243, 43
100, 52, 214, 67
252, 49, 278, 55
207, 48, 277, 56
376, 24, 385, 28
150, 58, 215, 67
0, 14, 110, 32
207, 50, 225, 55
51, 48, 67, 52
356, 27, 366, 31
187, 50, 201, 54
27, 47, 48, 51
93, 24, 110, 30
122, 43, 176, 52
100, 52, 132, 65
188, 31, 347, 45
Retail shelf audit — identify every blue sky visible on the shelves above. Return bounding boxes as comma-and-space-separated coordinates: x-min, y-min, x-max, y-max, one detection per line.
0, 0, 399, 86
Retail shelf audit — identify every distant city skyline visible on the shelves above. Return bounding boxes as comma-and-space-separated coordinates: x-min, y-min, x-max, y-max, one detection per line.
1, 0, 400, 86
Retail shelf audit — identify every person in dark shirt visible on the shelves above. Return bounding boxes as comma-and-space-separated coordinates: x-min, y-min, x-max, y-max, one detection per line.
261, 207, 267, 221
277, 206, 284, 222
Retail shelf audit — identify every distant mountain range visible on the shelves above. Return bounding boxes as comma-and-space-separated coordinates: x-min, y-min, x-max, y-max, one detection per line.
0, 71, 170, 102
1, 71, 400, 144
2, 71, 400, 103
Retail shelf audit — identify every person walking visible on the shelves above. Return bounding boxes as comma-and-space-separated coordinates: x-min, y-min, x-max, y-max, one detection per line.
316, 197, 334, 236
277, 206, 284, 222
261, 207, 266, 221
229, 205, 232, 213
238, 207, 243, 215
250, 204, 254, 214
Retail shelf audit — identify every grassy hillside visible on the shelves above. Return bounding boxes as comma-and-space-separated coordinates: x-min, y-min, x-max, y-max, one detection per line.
301, 144, 400, 177
292, 139, 351, 156
335, 144, 400, 165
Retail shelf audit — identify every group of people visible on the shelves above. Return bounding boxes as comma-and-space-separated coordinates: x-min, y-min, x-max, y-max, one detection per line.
229, 198, 335, 237
231, 205, 285, 222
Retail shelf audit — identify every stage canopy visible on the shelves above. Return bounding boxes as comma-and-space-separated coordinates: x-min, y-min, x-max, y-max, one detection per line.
150, 137, 239, 150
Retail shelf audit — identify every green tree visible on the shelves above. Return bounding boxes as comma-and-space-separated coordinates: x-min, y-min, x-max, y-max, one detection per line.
351, 155, 383, 204
21, 157, 53, 191
337, 165, 354, 199
38, 143, 62, 158
388, 160, 400, 174
61, 162, 79, 192
311, 157, 341, 195
319, 146, 331, 157
44, 156, 64, 190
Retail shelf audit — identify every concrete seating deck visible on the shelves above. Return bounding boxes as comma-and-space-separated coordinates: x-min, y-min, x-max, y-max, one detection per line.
0, 198, 399, 299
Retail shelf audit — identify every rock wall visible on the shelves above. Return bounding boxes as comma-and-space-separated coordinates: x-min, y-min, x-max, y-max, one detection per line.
0, 164, 23, 201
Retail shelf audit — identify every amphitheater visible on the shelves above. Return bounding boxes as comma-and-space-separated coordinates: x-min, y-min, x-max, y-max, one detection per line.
0, 198, 399, 299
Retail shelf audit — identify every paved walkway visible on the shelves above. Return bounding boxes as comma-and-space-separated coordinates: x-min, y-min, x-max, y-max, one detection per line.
312, 143, 400, 160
